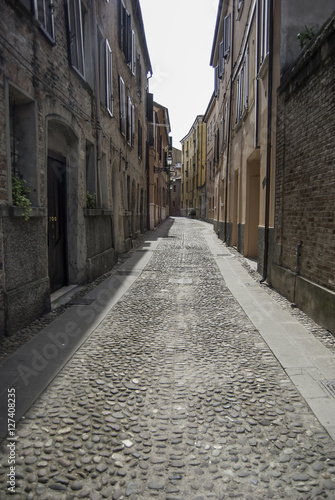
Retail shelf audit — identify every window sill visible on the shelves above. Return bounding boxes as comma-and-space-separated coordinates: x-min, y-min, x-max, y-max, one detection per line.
0, 206, 47, 218
84, 209, 113, 217
257, 53, 269, 80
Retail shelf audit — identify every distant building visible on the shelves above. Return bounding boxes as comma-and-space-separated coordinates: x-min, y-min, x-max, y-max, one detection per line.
180, 116, 206, 218
203, 93, 216, 224
169, 148, 182, 217
0, 0, 152, 335
147, 101, 171, 229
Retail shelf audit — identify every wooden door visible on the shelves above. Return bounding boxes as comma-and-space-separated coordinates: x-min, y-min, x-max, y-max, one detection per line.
47, 155, 67, 293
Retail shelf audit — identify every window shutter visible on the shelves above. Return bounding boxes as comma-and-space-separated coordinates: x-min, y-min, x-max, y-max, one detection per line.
138, 120, 142, 159
244, 45, 249, 109
220, 117, 224, 153
105, 40, 113, 115
214, 66, 219, 97
224, 13, 231, 56
131, 30, 135, 74
131, 104, 135, 146
224, 102, 228, 143
219, 41, 224, 78
127, 96, 131, 144
137, 55, 142, 99
126, 12, 132, 63
146, 93, 154, 146
119, 76, 126, 135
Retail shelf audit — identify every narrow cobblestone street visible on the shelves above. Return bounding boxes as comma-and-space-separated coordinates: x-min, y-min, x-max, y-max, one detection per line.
1, 218, 335, 499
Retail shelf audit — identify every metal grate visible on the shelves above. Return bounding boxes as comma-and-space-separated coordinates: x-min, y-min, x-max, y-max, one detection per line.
321, 380, 335, 398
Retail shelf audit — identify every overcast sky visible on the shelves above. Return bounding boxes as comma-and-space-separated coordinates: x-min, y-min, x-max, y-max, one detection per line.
140, 0, 219, 149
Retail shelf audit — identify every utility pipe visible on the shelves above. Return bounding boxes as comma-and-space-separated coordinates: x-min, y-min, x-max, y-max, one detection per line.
260, 0, 274, 283
92, 3, 102, 208
224, 0, 235, 243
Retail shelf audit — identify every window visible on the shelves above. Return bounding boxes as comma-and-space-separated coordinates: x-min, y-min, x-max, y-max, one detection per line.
261, 0, 269, 63
34, 0, 55, 41
119, 0, 133, 66
66, 0, 85, 77
119, 76, 126, 136
105, 40, 113, 116
224, 102, 228, 143
8, 86, 38, 206
224, 13, 231, 56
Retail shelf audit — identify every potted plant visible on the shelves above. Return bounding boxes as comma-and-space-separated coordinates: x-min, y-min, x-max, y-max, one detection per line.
188, 208, 196, 219
12, 173, 32, 221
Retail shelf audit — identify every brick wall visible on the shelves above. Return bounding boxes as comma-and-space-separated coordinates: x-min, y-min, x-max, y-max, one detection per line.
275, 14, 335, 293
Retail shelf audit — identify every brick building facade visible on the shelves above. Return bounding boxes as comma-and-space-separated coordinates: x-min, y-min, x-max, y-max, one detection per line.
0, 0, 152, 335
272, 13, 335, 333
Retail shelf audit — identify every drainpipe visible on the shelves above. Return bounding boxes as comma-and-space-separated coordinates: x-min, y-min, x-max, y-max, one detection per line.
224, 0, 235, 243
255, 0, 260, 149
260, 0, 274, 283
292, 241, 302, 306
92, 4, 102, 207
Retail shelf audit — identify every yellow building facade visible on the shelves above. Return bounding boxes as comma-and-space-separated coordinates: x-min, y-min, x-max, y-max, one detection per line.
180, 116, 206, 218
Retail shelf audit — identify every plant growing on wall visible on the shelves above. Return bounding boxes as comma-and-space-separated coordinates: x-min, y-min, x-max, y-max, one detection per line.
86, 191, 96, 209
12, 173, 32, 221
297, 26, 315, 49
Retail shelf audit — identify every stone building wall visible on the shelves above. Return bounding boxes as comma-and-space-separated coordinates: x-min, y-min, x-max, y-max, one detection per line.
273, 13, 335, 333
0, 0, 151, 335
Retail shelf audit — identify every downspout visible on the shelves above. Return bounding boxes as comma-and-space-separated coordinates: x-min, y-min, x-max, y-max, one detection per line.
224, 0, 235, 243
146, 73, 153, 230
260, 0, 274, 283
255, 0, 260, 149
92, 4, 102, 207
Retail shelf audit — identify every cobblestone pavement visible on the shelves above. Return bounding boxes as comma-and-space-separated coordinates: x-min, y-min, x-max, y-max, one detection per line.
1, 218, 335, 499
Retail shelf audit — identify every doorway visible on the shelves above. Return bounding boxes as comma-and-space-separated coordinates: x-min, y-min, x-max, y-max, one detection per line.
246, 160, 260, 258
47, 154, 68, 293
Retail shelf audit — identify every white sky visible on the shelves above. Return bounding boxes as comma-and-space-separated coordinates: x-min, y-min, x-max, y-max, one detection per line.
140, 0, 219, 149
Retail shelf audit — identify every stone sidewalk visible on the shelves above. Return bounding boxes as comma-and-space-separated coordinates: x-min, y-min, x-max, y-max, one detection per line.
0, 217, 335, 499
